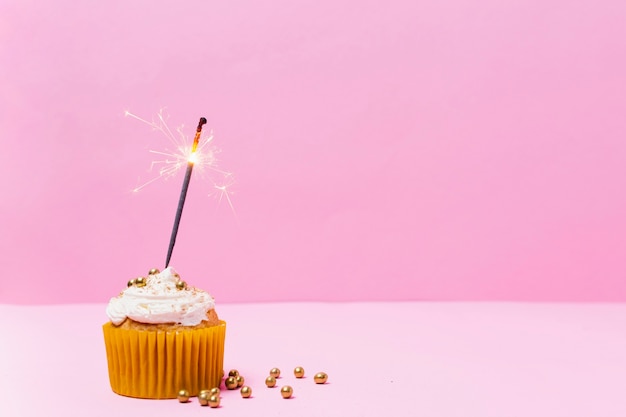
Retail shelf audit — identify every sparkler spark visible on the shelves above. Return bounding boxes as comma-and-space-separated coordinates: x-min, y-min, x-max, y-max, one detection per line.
125, 109, 235, 212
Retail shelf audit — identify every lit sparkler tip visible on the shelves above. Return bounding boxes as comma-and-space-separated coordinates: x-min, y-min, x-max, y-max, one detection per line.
197, 117, 207, 131
129, 111, 232, 203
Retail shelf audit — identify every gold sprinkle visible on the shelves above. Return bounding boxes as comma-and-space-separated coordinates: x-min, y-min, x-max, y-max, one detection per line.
294, 366, 305, 378
280, 385, 293, 399
198, 392, 210, 406
177, 389, 190, 403
314, 372, 328, 384
208, 394, 220, 408
240, 386, 252, 398
265, 376, 277, 388
225, 376, 237, 390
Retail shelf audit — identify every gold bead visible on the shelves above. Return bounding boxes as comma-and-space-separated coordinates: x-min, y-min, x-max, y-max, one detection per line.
176, 280, 187, 290
270, 367, 281, 378
280, 385, 293, 399
209, 387, 220, 396
228, 369, 239, 377
225, 376, 237, 390
265, 376, 276, 388
294, 366, 305, 378
148, 268, 160, 275
221, 369, 225, 378
127, 279, 136, 287
314, 372, 328, 384
198, 391, 210, 406
177, 389, 190, 403
236, 375, 245, 387
208, 394, 220, 408
240, 386, 252, 398
135, 277, 147, 287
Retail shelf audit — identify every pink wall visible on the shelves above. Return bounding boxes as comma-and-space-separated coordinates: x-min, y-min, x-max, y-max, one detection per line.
1, 0, 625, 304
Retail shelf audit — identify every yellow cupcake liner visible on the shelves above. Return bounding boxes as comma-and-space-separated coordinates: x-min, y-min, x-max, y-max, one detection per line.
103, 320, 226, 399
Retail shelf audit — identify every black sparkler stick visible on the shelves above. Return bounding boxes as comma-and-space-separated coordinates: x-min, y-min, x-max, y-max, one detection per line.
165, 117, 207, 268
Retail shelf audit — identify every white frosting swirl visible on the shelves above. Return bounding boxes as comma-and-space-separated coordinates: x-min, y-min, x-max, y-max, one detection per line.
106, 267, 215, 326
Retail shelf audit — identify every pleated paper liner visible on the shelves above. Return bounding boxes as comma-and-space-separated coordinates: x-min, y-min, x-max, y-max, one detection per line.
103, 320, 226, 399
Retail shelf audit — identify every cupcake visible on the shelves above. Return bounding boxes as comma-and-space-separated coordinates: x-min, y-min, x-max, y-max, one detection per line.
103, 267, 226, 399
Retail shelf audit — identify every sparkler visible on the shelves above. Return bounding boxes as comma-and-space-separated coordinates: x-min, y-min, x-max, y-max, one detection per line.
125, 109, 235, 267
164, 117, 206, 268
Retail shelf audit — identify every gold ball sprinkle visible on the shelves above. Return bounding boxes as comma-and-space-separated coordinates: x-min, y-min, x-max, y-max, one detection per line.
280, 385, 293, 399
225, 376, 238, 390
209, 387, 220, 396
148, 268, 160, 275
127, 279, 136, 287
198, 392, 210, 406
135, 277, 147, 287
177, 389, 190, 403
314, 372, 328, 384
198, 389, 210, 398
265, 376, 277, 388
294, 366, 305, 378
208, 394, 220, 408
270, 367, 281, 378
240, 386, 252, 398
236, 375, 245, 387
228, 369, 240, 377
176, 280, 187, 290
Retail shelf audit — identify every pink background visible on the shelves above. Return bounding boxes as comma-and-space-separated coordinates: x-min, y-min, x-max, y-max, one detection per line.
1, 0, 625, 304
